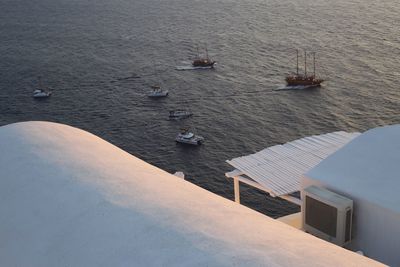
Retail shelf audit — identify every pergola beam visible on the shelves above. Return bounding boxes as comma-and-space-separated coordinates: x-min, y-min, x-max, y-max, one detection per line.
226, 171, 301, 206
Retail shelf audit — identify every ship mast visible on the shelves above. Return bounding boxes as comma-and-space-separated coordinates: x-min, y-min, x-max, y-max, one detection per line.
304, 50, 307, 77
296, 49, 299, 76
312, 52, 316, 77
205, 45, 209, 60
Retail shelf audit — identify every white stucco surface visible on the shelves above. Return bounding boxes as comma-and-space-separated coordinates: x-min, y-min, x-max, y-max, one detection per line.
307, 124, 400, 213
0, 121, 384, 266
304, 124, 400, 266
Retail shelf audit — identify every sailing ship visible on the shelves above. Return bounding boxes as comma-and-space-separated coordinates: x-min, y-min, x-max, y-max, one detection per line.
285, 50, 323, 87
192, 46, 216, 68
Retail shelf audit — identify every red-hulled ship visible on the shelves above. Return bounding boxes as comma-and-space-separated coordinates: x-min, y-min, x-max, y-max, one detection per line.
285, 50, 323, 87
192, 46, 216, 68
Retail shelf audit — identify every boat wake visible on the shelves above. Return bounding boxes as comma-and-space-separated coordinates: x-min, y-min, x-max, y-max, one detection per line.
116, 74, 141, 81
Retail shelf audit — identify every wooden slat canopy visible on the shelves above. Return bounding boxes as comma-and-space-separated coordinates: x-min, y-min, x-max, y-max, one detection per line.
226, 131, 360, 198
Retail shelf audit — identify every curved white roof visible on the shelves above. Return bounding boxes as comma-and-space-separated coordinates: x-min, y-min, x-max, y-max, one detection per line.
307, 124, 400, 213
0, 121, 382, 266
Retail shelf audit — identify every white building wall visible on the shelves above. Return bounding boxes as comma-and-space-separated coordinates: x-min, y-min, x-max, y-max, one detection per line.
0, 121, 384, 267
301, 175, 400, 266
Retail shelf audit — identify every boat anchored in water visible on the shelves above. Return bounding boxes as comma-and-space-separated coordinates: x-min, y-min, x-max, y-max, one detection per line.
148, 85, 168, 98
148, 62, 169, 97
169, 109, 193, 120
33, 76, 52, 98
175, 128, 204, 146
285, 50, 323, 87
192, 46, 216, 69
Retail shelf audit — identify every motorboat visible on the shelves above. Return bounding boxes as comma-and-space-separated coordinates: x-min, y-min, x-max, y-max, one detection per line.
175, 129, 204, 146
148, 85, 168, 98
33, 77, 52, 98
33, 89, 52, 98
169, 109, 193, 120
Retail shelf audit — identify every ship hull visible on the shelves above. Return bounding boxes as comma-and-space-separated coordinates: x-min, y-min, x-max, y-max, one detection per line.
285, 77, 323, 87
192, 60, 216, 68
192, 63, 215, 68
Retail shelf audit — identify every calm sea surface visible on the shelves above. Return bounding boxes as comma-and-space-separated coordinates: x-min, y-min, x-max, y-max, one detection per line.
1, 0, 400, 217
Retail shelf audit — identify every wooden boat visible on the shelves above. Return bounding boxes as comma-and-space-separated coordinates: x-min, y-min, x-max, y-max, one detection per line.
285, 50, 323, 87
192, 46, 216, 68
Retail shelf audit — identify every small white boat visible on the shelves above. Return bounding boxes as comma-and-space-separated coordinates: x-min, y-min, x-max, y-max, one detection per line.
148, 85, 168, 98
175, 129, 204, 146
169, 109, 193, 120
33, 77, 52, 98
33, 89, 52, 98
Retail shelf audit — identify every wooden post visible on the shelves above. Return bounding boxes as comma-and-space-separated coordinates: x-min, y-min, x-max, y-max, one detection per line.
234, 177, 240, 204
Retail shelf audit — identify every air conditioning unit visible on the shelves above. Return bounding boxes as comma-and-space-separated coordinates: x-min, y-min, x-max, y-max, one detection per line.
302, 185, 353, 247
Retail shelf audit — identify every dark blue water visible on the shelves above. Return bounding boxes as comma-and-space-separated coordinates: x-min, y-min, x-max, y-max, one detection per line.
1, 0, 400, 217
